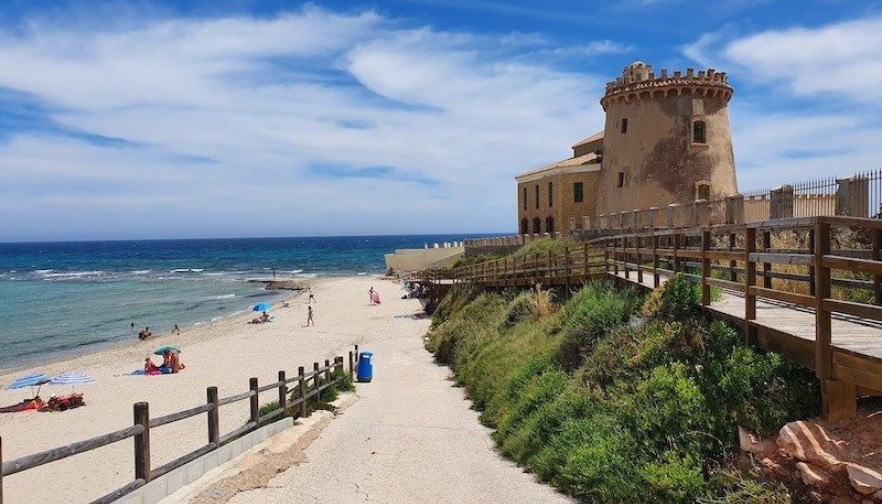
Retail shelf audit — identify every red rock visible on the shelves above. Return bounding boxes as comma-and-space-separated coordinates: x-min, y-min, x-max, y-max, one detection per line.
796, 461, 830, 486
739, 426, 777, 457
777, 420, 845, 472
847, 463, 882, 495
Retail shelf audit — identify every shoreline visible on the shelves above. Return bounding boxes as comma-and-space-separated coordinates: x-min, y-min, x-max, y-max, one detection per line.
0, 278, 310, 374
0, 275, 413, 503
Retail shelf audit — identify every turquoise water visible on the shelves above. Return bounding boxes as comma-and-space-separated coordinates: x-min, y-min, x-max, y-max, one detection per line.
0, 235, 486, 369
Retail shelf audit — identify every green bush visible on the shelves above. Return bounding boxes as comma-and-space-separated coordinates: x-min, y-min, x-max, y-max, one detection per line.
556, 284, 635, 370
642, 274, 700, 321
502, 292, 537, 327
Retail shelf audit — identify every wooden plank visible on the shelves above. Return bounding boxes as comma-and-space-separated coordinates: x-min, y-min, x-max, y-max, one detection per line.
749, 253, 813, 266
816, 221, 833, 380
0, 426, 143, 476
150, 443, 216, 480
705, 250, 742, 262
150, 403, 214, 428
749, 286, 818, 308
753, 326, 815, 370
833, 351, 882, 377
704, 276, 744, 292
822, 255, 882, 276
90, 479, 146, 504
218, 390, 256, 407
822, 299, 882, 322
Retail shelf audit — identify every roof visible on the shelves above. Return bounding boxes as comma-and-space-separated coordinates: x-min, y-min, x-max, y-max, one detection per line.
571, 130, 604, 150
514, 152, 601, 183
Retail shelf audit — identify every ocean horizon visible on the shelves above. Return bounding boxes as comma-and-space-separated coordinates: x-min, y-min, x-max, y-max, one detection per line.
0, 234, 496, 370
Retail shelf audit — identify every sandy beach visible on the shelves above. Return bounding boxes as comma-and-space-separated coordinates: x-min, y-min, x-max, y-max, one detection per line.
0, 276, 418, 504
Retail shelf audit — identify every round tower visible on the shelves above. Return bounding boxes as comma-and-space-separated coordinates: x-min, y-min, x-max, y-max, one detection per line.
594, 62, 738, 215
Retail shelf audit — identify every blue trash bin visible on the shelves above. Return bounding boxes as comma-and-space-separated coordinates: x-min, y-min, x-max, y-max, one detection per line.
357, 351, 374, 382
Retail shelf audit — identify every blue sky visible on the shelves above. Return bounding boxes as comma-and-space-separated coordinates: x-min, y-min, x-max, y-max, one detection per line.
1, 0, 880, 241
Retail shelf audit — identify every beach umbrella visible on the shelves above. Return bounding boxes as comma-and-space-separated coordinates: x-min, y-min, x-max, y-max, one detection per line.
49, 372, 95, 395
6, 373, 50, 397
153, 345, 181, 355
252, 302, 272, 312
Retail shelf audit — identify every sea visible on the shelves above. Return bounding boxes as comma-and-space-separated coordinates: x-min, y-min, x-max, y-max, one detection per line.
0, 235, 490, 371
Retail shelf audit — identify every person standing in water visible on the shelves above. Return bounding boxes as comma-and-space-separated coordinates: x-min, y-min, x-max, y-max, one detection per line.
306, 305, 315, 326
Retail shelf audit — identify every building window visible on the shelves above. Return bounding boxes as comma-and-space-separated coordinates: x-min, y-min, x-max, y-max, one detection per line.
548, 182, 553, 207
573, 182, 584, 203
520, 218, 529, 235
621, 118, 628, 134
696, 182, 710, 201
522, 187, 527, 210
545, 217, 555, 234
693, 120, 706, 144
617, 172, 625, 188
532, 217, 541, 234
535, 185, 539, 209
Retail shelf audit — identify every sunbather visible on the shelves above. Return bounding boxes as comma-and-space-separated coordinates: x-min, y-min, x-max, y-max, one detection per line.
0, 396, 43, 413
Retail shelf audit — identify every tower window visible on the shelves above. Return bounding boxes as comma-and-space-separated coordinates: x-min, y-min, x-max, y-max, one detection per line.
617, 172, 626, 188
548, 182, 553, 207
693, 120, 707, 144
573, 182, 584, 203
621, 118, 628, 134
545, 217, 555, 234
535, 185, 539, 209
696, 182, 710, 201
521, 218, 529, 234
522, 187, 527, 210
532, 217, 541, 234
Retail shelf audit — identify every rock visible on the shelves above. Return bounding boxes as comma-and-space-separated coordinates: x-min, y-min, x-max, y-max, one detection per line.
739, 426, 777, 456
795, 461, 830, 486
847, 464, 882, 495
761, 457, 792, 478
777, 420, 845, 472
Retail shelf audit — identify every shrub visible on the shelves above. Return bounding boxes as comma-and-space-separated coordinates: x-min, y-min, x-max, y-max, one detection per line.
556, 283, 633, 370
642, 274, 700, 321
502, 292, 536, 327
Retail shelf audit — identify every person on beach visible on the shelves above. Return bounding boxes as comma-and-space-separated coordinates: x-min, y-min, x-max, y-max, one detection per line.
308, 287, 316, 304
307, 305, 315, 326
260, 311, 270, 323
138, 327, 152, 340
171, 324, 181, 335
144, 357, 160, 375
369, 287, 375, 305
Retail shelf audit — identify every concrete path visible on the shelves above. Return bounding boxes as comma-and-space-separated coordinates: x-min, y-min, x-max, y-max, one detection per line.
216, 296, 573, 503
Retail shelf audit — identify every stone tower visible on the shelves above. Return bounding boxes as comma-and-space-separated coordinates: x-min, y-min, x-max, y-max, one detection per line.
594, 61, 738, 215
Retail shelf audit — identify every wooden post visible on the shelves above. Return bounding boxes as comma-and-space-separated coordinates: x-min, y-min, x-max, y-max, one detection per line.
207, 387, 219, 448
652, 233, 660, 287
874, 229, 882, 305
348, 351, 354, 380
636, 235, 643, 284
762, 230, 772, 289
324, 359, 331, 385
745, 227, 757, 345
298, 366, 307, 418
546, 250, 552, 286
815, 221, 832, 382
583, 243, 588, 282
728, 232, 737, 282
278, 371, 288, 417
133, 402, 151, 483
702, 230, 711, 306
673, 233, 681, 273
354, 344, 359, 363
564, 246, 570, 291
613, 237, 619, 276
313, 362, 321, 403
249, 377, 260, 427
808, 229, 816, 296
623, 236, 630, 280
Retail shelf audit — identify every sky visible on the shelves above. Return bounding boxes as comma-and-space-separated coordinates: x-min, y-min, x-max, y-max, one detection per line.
0, 0, 880, 241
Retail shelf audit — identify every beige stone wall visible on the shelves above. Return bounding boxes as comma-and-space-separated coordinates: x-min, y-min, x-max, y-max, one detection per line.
595, 91, 738, 215
384, 247, 465, 273
517, 170, 601, 234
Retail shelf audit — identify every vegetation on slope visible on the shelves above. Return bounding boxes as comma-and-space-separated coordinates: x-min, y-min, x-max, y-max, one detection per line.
427, 275, 820, 503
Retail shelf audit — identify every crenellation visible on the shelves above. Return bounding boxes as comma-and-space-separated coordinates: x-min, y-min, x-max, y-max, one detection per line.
601, 64, 734, 110
660, 68, 668, 79
673, 70, 682, 78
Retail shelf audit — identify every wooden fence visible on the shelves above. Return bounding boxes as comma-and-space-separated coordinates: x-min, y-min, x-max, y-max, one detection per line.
0, 346, 363, 504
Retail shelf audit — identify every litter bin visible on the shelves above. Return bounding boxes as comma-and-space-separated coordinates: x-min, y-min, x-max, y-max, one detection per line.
357, 351, 374, 382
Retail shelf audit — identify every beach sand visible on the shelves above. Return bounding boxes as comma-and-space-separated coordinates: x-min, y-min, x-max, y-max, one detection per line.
0, 276, 419, 504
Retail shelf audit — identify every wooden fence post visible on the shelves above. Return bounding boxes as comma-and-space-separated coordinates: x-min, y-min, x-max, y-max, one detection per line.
583, 243, 588, 281
874, 229, 882, 304
701, 230, 711, 306
298, 366, 307, 418
207, 387, 219, 448
133, 402, 151, 483
623, 236, 630, 280
745, 227, 757, 345
815, 221, 832, 382
728, 232, 737, 282
278, 371, 288, 417
565, 247, 571, 291
313, 363, 321, 403
348, 351, 354, 380
249, 377, 259, 427
652, 233, 660, 287
673, 233, 681, 273
546, 250, 552, 285
324, 359, 331, 385
762, 230, 772, 289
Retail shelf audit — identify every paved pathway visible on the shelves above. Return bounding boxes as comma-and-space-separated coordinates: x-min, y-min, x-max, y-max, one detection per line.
222, 297, 573, 504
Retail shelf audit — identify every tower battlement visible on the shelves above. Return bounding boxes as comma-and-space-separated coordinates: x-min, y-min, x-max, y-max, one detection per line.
601, 62, 733, 110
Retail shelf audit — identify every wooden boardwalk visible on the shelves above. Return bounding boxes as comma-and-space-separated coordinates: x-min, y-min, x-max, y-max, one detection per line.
416, 215, 882, 421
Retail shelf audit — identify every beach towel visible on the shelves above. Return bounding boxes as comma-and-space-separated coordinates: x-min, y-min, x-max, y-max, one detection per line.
370, 291, 381, 304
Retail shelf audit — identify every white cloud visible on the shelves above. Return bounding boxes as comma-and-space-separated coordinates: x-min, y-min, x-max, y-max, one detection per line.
0, 6, 610, 240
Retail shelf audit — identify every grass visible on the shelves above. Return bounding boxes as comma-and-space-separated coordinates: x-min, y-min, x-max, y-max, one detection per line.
427, 276, 820, 503
256, 368, 355, 422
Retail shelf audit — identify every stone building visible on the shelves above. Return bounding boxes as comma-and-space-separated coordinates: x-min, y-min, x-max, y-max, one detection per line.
515, 61, 738, 233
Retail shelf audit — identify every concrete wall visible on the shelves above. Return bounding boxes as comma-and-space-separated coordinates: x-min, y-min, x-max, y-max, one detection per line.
384, 246, 465, 273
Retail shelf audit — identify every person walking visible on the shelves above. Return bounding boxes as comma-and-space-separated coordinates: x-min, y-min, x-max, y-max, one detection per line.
308, 287, 316, 304
306, 305, 315, 326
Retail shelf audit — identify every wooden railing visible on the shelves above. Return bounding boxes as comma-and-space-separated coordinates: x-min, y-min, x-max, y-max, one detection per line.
0, 346, 362, 504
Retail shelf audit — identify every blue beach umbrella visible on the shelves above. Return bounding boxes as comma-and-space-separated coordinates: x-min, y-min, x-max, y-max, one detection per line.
49, 372, 95, 394
252, 302, 272, 312
6, 373, 50, 397
154, 345, 181, 355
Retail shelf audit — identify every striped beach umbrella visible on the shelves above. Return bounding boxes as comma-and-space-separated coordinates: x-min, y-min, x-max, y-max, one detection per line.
49, 372, 95, 386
